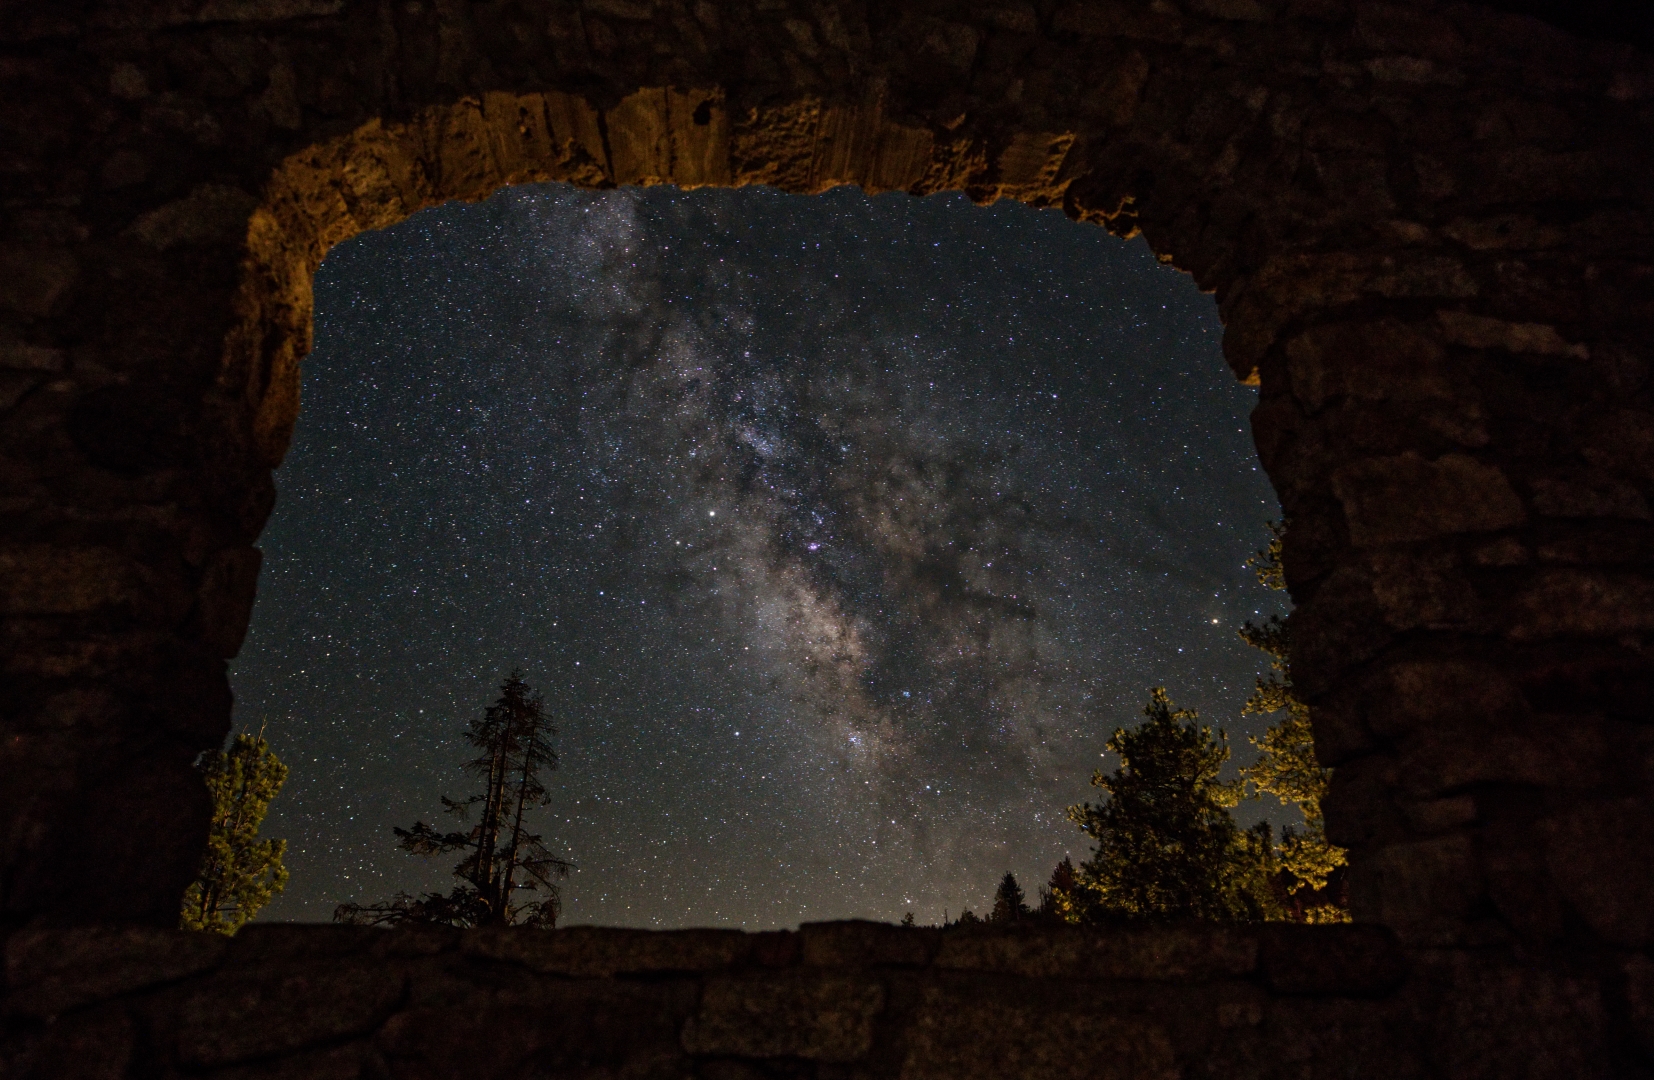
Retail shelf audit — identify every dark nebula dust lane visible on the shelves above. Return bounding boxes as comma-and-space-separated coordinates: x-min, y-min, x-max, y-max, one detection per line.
232, 184, 1288, 928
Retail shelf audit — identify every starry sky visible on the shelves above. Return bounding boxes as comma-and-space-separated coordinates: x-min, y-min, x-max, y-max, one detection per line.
233, 183, 1287, 928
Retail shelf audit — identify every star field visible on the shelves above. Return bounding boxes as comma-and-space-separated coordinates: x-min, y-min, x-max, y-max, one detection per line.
233, 184, 1287, 928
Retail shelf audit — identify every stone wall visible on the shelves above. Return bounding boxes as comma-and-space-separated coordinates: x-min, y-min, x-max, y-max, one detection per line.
2, 0, 1653, 1071
4, 920, 1639, 1078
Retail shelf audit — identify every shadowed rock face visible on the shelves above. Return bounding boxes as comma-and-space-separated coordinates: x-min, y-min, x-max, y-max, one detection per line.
0, 0, 1651, 1071
0, 920, 1550, 1078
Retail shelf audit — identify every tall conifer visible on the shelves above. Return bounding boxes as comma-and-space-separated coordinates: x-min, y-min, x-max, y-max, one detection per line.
336, 673, 571, 928
989, 872, 1029, 924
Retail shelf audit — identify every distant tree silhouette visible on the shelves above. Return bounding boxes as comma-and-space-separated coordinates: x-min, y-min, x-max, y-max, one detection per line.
1065, 688, 1276, 921
989, 872, 1030, 924
180, 730, 289, 935
1238, 522, 1348, 922
335, 673, 571, 928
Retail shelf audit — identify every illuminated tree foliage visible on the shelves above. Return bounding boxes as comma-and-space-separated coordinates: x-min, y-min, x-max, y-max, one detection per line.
1039, 857, 1081, 922
1239, 521, 1348, 922
180, 731, 290, 935
1064, 688, 1277, 921
335, 673, 571, 928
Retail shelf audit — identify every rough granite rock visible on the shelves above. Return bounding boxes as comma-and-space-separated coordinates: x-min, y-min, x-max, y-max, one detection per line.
1, 0, 1653, 1072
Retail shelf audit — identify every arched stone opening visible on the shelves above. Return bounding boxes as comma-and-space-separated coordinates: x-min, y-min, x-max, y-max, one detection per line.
3, 0, 1653, 1069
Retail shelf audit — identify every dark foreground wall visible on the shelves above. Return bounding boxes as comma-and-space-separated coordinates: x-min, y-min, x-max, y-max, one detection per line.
3, 920, 1641, 1078
3, 0, 1654, 1074
5, 0, 1654, 951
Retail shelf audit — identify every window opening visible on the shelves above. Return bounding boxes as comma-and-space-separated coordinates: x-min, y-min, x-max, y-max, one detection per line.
230, 184, 1287, 928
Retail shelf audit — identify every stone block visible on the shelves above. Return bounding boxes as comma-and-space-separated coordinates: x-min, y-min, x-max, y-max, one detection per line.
462, 925, 748, 976
1354, 2, 1465, 62
193, 0, 345, 20
0, 370, 41, 412
1436, 311, 1588, 358
1397, 794, 1478, 835
1367, 549, 1479, 629
1223, 252, 1476, 374
1470, 536, 1528, 565
1365, 56, 1463, 85
1188, 0, 1270, 23
799, 919, 937, 967
1284, 318, 1450, 413
680, 971, 884, 1061
605, 87, 675, 187
1256, 924, 1408, 997
932, 924, 1258, 980
1441, 214, 1565, 251
0, 338, 64, 372
982, 4, 1039, 34
1478, 821, 1568, 939
196, 546, 263, 658
1394, 717, 1607, 798
1472, 98, 1575, 146
1330, 452, 1524, 546
3, 926, 226, 1019
1051, 2, 1186, 44
66, 383, 194, 477
1529, 473, 1651, 520
366, 924, 461, 959
127, 184, 258, 249
1323, 753, 1405, 849
916, 19, 980, 71
1303, 694, 1377, 766
1506, 569, 1654, 640
1079, 52, 1150, 128
4, 1002, 135, 1080
169, 961, 407, 1068
1428, 954, 1608, 1080
1346, 834, 1482, 942
209, 1042, 381, 1080
0, 244, 78, 317
1211, 995, 1425, 1079
1474, 146, 1634, 203
1539, 797, 1654, 947
899, 980, 1177, 1080
379, 980, 695, 1080
1365, 659, 1528, 738
1246, 395, 1308, 485
226, 923, 384, 964
1582, 409, 1654, 481
1625, 953, 1654, 1056
1287, 563, 1396, 699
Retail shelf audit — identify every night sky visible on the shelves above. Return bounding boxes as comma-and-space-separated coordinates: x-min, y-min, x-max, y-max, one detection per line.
233, 183, 1287, 928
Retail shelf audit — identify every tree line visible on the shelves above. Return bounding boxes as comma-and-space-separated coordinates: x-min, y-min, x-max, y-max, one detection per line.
945, 522, 1347, 927
179, 523, 1339, 933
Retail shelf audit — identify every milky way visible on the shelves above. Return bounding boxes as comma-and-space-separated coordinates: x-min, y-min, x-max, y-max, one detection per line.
234, 184, 1287, 928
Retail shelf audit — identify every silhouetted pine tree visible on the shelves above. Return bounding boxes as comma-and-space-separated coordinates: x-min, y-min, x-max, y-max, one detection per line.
180, 730, 289, 935
989, 872, 1030, 924
335, 673, 571, 928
